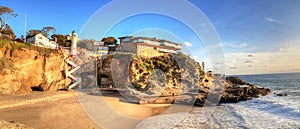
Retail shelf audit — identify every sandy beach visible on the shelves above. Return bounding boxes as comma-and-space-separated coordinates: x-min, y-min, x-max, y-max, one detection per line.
0, 91, 176, 129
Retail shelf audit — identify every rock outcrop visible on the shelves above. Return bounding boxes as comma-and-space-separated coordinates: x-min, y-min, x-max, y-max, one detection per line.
275, 92, 287, 96
220, 83, 270, 103
128, 54, 203, 92
0, 41, 69, 94
96, 52, 271, 106
192, 75, 270, 106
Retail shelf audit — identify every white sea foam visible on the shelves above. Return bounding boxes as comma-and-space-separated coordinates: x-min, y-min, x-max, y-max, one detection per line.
138, 73, 300, 128
137, 96, 300, 128
217, 97, 300, 128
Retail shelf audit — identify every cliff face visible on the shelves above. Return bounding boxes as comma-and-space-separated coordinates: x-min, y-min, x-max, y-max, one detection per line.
0, 41, 68, 94
97, 53, 205, 94
128, 54, 204, 93
97, 53, 270, 105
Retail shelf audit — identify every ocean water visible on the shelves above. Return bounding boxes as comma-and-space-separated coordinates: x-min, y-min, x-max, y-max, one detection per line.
139, 72, 300, 128
203, 72, 300, 128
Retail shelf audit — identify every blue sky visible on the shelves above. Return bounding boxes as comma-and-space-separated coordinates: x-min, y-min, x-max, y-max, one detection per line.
2, 0, 300, 75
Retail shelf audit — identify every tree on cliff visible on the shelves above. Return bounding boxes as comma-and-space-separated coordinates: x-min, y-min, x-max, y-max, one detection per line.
26, 29, 42, 38
42, 26, 56, 38
197, 62, 205, 76
0, 6, 17, 32
26, 26, 56, 38
1, 24, 16, 39
101, 37, 117, 46
51, 34, 70, 47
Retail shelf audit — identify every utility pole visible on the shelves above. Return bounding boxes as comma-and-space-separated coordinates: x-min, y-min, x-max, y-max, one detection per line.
202, 61, 205, 71
24, 14, 27, 42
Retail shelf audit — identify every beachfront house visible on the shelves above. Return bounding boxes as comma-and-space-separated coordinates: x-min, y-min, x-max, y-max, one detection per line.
77, 40, 111, 58
118, 36, 182, 57
94, 41, 109, 57
27, 33, 58, 49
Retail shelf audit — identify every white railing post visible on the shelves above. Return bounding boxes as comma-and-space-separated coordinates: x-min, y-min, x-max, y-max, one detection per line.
65, 59, 81, 90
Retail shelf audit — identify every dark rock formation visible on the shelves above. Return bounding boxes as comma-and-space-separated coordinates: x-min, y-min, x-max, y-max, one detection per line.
218, 77, 270, 104
220, 85, 270, 103
275, 92, 287, 96
226, 77, 254, 86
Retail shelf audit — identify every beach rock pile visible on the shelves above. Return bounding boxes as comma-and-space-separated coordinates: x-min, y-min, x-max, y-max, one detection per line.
218, 77, 271, 103
0, 120, 30, 129
193, 76, 270, 105
220, 84, 270, 103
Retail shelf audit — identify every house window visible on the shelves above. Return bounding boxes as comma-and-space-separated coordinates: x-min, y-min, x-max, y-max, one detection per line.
123, 37, 131, 42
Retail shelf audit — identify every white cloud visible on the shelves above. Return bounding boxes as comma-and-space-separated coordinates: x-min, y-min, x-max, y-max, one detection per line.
184, 42, 192, 47
232, 59, 238, 63
239, 43, 247, 47
278, 48, 285, 52
223, 42, 248, 49
196, 40, 300, 75
229, 66, 239, 69
225, 42, 300, 75
265, 17, 280, 23
192, 55, 199, 60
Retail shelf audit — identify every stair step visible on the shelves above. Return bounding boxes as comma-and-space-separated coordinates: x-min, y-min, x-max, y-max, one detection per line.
66, 59, 78, 67
68, 66, 80, 74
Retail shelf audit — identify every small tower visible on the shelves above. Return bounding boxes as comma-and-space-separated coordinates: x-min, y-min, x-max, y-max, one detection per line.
64, 30, 81, 90
71, 30, 78, 55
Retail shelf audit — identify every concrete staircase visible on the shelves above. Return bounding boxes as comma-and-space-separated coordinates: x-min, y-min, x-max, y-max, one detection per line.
65, 59, 81, 89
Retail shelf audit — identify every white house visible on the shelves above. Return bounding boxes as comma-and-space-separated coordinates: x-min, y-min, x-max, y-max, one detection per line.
27, 33, 57, 49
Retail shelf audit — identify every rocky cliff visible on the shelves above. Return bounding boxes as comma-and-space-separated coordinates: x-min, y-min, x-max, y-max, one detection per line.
0, 40, 69, 94
128, 53, 204, 93
97, 53, 204, 91
97, 52, 270, 106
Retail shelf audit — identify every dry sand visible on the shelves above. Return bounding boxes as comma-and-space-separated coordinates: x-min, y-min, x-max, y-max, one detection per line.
0, 91, 177, 129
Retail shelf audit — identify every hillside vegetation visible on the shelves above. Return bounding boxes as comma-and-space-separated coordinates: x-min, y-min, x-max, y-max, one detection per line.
128, 53, 205, 93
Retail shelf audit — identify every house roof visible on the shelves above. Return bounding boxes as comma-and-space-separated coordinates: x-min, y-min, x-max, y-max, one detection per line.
118, 36, 181, 45
118, 36, 133, 39
136, 43, 181, 50
27, 33, 47, 39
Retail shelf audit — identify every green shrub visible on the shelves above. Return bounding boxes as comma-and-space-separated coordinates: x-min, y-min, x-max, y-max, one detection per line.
1, 39, 58, 58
